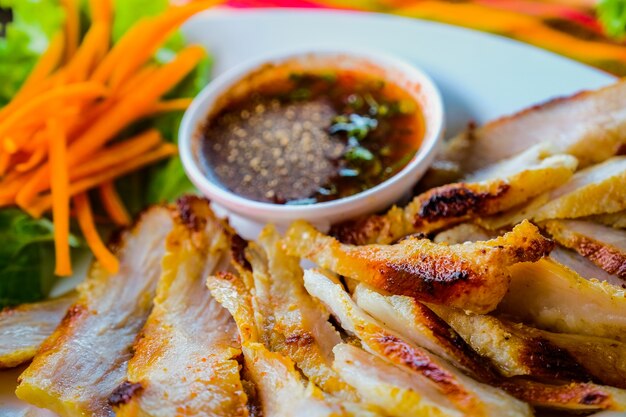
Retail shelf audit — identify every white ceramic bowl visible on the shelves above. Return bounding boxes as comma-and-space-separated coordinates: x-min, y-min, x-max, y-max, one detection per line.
179, 48, 444, 230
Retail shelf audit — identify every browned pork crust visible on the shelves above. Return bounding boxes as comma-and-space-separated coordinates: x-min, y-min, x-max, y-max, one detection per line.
286, 220, 552, 313
114, 197, 248, 417
443, 80, 626, 173
332, 149, 576, 245
0, 291, 77, 369
16, 206, 174, 417
499, 380, 626, 411
544, 220, 626, 280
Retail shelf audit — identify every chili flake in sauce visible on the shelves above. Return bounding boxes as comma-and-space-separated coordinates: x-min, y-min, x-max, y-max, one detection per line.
200, 69, 424, 204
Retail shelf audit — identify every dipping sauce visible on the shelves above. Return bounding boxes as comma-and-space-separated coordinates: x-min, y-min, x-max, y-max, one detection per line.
200, 67, 424, 205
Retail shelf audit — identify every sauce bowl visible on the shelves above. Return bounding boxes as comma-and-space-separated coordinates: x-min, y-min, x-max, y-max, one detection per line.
179, 48, 445, 231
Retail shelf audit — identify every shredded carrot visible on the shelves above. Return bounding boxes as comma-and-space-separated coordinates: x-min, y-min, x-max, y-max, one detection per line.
16, 146, 47, 173
116, 65, 158, 98
0, 170, 34, 200
17, 32, 65, 98
16, 57, 187, 204
107, 1, 217, 88
151, 98, 194, 113
73, 193, 119, 274
0, 152, 10, 177
99, 182, 131, 226
26, 144, 177, 217
70, 130, 163, 180
65, 23, 110, 82
60, 0, 80, 62
3, 121, 47, 152
68, 46, 204, 163
14, 152, 55, 204
89, 0, 112, 24
3, 138, 19, 154
0, 78, 55, 123
47, 119, 72, 276
0, 0, 214, 275
91, 19, 153, 84
0, 82, 108, 146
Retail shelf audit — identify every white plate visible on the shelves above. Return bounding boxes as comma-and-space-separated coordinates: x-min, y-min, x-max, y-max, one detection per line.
0, 8, 616, 416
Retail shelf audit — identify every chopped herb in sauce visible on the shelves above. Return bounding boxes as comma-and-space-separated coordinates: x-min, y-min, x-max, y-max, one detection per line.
200, 68, 424, 204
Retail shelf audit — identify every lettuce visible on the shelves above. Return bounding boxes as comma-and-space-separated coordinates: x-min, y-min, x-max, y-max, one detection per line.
146, 55, 211, 204
0, 210, 81, 307
0, 0, 64, 307
0, 0, 210, 307
112, 0, 168, 41
598, 0, 626, 40
0, 0, 63, 106
111, 0, 211, 206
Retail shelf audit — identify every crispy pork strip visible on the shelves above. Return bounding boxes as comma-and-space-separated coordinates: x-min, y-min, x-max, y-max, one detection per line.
587, 210, 626, 229
497, 380, 626, 412
550, 246, 623, 286
442, 80, 626, 173
352, 284, 497, 382
285, 220, 552, 314
433, 223, 494, 244
430, 306, 624, 385
498, 258, 626, 341
533, 156, 626, 221
333, 343, 464, 417
358, 283, 626, 389
318, 272, 626, 411
0, 291, 77, 369
433, 222, 624, 286
114, 197, 248, 417
207, 272, 381, 417
245, 225, 357, 400
544, 220, 626, 280
16, 206, 174, 417
331, 145, 577, 245
244, 342, 362, 417
303, 269, 533, 417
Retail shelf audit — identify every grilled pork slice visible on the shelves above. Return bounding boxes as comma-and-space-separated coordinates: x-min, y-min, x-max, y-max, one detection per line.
352, 284, 497, 382
319, 272, 626, 412
544, 220, 626, 280
359, 284, 626, 389
246, 225, 356, 400
430, 306, 626, 388
285, 220, 552, 313
588, 210, 626, 229
442, 80, 626, 173
303, 269, 532, 417
244, 342, 381, 417
498, 259, 626, 341
497, 380, 626, 412
433, 223, 494, 244
0, 291, 76, 369
331, 145, 577, 244
333, 343, 464, 417
16, 206, 173, 417
550, 246, 621, 285
533, 156, 626, 221
207, 272, 381, 417
114, 197, 247, 417
433, 222, 623, 285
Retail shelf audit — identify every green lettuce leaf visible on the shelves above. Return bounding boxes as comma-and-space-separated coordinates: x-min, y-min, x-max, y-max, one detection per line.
598, 0, 626, 40
111, 0, 211, 205
0, 0, 63, 106
0, 0, 210, 307
112, 0, 168, 41
0, 0, 63, 307
0, 210, 59, 307
145, 55, 211, 204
